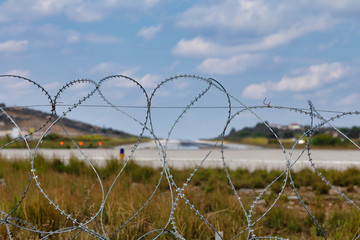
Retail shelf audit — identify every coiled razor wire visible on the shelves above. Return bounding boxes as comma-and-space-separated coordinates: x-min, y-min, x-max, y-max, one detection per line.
0, 74, 359, 239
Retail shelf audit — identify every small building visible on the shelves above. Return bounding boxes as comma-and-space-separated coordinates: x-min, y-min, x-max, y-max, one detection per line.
269, 123, 282, 129
288, 123, 302, 130
0, 127, 29, 139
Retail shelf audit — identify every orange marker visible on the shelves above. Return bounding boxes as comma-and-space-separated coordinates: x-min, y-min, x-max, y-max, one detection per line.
98, 141, 102, 146
79, 141, 83, 146
60, 141, 64, 146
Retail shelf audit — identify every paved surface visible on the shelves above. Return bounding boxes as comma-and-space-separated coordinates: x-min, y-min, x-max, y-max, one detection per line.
1, 140, 359, 171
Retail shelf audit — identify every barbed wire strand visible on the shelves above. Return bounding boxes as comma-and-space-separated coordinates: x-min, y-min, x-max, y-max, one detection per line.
0, 74, 359, 239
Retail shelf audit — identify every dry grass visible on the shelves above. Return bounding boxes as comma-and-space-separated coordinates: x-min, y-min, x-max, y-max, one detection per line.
1, 157, 360, 239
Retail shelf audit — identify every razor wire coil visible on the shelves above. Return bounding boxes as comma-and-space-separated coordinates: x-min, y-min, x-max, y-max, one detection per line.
0, 74, 359, 239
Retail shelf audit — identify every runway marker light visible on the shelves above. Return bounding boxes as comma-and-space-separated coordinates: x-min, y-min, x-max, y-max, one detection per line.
120, 148, 124, 161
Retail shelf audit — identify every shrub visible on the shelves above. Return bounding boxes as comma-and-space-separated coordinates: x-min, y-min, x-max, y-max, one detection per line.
99, 158, 122, 179
50, 158, 85, 175
311, 134, 342, 146
51, 159, 69, 173
67, 158, 85, 175
292, 168, 314, 187
312, 181, 330, 195
263, 206, 303, 233
43, 133, 62, 140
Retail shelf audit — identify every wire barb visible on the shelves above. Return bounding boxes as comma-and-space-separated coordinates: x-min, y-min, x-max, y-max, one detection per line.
0, 74, 359, 239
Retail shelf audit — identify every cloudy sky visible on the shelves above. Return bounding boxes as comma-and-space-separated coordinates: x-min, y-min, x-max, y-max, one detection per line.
0, 0, 359, 139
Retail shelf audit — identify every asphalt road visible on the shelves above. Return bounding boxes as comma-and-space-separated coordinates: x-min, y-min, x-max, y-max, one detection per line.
1, 140, 359, 171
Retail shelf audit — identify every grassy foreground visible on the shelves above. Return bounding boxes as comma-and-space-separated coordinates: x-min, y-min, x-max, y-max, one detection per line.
1, 156, 360, 239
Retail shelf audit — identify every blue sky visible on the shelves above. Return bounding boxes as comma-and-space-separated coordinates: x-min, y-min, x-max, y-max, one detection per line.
0, 0, 359, 140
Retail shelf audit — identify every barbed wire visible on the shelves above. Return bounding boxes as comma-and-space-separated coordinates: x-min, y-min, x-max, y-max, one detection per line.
0, 74, 359, 239
0, 103, 356, 114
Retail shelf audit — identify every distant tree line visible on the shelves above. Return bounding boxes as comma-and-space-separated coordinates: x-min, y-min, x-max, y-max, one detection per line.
226, 122, 303, 140
226, 122, 360, 142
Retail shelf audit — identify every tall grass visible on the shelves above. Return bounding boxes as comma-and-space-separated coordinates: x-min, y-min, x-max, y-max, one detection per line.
1, 156, 360, 239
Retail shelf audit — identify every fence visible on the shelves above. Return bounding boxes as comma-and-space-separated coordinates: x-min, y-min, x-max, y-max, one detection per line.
0, 74, 359, 239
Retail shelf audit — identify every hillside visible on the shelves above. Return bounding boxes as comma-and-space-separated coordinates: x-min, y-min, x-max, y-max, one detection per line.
0, 103, 133, 139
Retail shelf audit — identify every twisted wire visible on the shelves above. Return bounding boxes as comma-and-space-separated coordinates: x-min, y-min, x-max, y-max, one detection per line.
0, 74, 359, 239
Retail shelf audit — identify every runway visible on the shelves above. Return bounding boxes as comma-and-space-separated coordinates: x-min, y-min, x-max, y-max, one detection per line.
1, 140, 359, 171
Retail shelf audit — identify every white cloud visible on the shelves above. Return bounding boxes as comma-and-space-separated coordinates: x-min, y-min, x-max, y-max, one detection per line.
169, 60, 180, 70
242, 83, 268, 100
89, 61, 120, 75
103, 0, 161, 8
0, 0, 77, 22
1, 24, 119, 48
66, 31, 81, 43
337, 93, 359, 106
0, 0, 161, 23
31, 0, 76, 16
312, 0, 360, 12
272, 56, 282, 64
0, 72, 32, 90
144, 0, 161, 8
172, 37, 226, 57
318, 39, 338, 51
43, 82, 61, 91
242, 63, 352, 99
84, 33, 120, 43
0, 40, 28, 54
137, 25, 162, 40
244, 16, 331, 50
198, 54, 263, 74
119, 67, 140, 77
67, 5, 104, 23
89, 62, 160, 88
90, 61, 144, 78
113, 71, 161, 89
137, 74, 161, 88
177, 0, 360, 33
106, 73, 161, 89
177, 0, 287, 33
173, 16, 331, 58
173, 0, 359, 63
36, 25, 119, 45
3, 69, 31, 78
0, 24, 28, 35
274, 63, 350, 91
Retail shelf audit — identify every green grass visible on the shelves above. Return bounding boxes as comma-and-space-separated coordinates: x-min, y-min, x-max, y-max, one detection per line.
1, 157, 360, 239
0, 135, 145, 149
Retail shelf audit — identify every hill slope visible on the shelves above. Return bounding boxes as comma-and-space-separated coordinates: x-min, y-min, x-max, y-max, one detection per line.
0, 103, 133, 138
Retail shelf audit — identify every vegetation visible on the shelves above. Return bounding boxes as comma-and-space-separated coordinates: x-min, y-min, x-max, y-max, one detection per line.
1, 157, 360, 239
311, 134, 343, 146
0, 103, 133, 139
226, 122, 360, 149
0, 134, 145, 149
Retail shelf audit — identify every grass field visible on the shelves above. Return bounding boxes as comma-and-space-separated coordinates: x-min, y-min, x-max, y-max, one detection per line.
0, 134, 143, 149
1, 156, 360, 239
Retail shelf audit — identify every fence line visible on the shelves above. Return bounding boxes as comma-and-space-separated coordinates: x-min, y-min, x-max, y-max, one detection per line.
1, 103, 355, 114
0, 74, 359, 239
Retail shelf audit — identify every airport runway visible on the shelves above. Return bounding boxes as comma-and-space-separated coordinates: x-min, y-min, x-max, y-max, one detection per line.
1, 140, 359, 171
